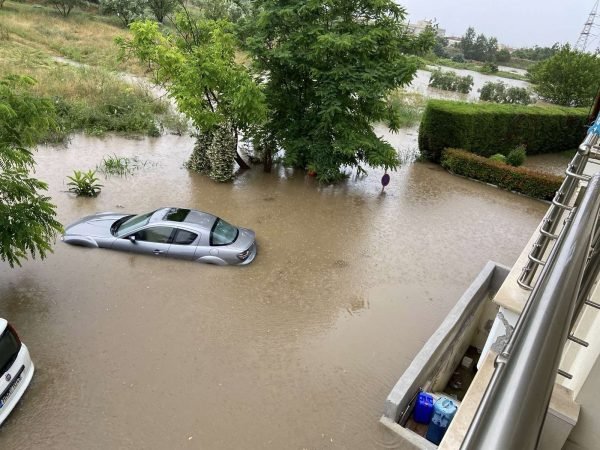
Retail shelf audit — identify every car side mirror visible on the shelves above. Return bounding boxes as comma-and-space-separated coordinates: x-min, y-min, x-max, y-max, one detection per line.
128, 235, 136, 243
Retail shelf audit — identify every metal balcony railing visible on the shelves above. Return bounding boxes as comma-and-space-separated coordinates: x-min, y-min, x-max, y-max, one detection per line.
461, 170, 600, 450
517, 131, 600, 290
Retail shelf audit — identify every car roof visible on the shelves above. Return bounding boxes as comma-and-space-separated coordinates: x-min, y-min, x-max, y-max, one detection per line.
151, 208, 218, 231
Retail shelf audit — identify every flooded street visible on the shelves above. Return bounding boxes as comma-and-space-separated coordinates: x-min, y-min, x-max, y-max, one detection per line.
0, 133, 547, 449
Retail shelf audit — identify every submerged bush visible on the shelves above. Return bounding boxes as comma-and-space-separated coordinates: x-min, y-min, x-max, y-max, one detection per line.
96, 154, 150, 176
429, 69, 473, 94
386, 91, 426, 128
489, 153, 507, 163
506, 144, 527, 167
479, 81, 532, 105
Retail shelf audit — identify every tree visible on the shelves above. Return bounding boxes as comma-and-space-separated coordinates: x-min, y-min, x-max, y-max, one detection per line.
405, 24, 437, 57
243, 0, 422, 182
496, 48, 511, 63
101, 0, 147, 26
460, 27, 476, 59
433, 35, 450, 58
192, 0, 250, 22
46, 0, 82, 17
485, 37, 498, 62
473, 34, 487, 61
513, 44, 559, 61
147, 0, 178, 23
118, 13, 266, 182
0, 75, 62, 268
528, 44, 600, 107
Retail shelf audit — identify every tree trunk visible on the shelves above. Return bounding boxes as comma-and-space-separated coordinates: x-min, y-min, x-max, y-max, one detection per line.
263, 151, 273, 173
234, 129, 250, 170
234, 152, 250, 170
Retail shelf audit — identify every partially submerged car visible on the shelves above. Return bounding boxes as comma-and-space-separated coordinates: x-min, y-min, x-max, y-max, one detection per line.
0, 319, 34, 426
62, 207, 257, 265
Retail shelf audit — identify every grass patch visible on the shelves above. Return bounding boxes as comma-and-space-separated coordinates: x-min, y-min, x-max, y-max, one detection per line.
387, 91, 426, 128
96, 154, 153, 176
0, 1, 145, 74
0, 40, 180, 140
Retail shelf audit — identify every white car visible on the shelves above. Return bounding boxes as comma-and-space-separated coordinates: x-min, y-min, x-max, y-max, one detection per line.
0, 319, 34, 425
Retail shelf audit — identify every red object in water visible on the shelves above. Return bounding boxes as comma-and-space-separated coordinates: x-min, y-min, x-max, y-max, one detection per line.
307, 170, 317, 177
381, 173, 390, 187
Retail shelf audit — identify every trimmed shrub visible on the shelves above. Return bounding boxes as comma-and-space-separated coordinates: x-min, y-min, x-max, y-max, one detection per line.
489, 153, 507, 163
506, 144, 527, 166
418, 100, 588, 161
441, 148, 563, 200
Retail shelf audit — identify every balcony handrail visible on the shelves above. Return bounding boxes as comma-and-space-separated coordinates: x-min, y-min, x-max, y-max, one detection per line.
461, 172, 600, 450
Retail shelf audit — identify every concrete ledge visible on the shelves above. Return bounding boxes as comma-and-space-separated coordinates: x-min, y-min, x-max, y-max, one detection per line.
380, 416, 437, 450
383, 261, 509, 423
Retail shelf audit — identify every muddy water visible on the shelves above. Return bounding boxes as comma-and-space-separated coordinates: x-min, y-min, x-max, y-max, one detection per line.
0, 133, 547, 449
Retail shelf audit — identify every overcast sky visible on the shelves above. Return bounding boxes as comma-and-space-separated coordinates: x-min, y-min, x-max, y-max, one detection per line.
398, 0, 595, 48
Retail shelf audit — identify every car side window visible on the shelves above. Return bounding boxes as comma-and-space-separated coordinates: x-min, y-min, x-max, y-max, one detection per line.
173, 229, 198, 245
132, 227, 174, 244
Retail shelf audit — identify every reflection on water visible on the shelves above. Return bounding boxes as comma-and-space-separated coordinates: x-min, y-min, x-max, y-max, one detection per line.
0, 133, 546, 449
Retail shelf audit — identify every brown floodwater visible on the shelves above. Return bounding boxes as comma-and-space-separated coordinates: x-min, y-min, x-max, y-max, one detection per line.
0, 133, 547, 449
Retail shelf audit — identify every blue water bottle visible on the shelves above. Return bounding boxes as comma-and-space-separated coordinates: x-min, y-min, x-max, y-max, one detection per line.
426, 397, 458, 445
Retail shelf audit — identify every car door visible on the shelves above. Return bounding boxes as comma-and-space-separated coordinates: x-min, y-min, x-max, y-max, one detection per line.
112, 226, 174, 257
167, 228, 200, 260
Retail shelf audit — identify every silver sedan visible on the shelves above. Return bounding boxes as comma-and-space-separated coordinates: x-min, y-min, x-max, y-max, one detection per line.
62, 207, 257, 265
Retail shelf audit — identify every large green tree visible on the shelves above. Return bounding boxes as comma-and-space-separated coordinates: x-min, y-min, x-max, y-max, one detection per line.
529, 44, 600, 107
101, 0, 147, 27
243, 0, 421, 182
119, 11, 266, 181
147, 0, 178, 23
0, 76, 62, 268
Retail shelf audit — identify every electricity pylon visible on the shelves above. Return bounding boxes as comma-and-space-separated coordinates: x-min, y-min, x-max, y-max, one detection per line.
576, 0, 600, 52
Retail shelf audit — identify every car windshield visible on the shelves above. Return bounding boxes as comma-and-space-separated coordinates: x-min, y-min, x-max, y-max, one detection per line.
115, 212, 154, 236
210, 218, 239, 246
0, 326, 21, 376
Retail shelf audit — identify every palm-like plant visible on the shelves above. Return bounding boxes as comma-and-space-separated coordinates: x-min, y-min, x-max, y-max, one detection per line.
66, 170, 103, 197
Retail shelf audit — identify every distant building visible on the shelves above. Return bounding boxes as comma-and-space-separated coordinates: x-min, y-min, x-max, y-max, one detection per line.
408, 19, 446, 37
446, 36, 462, 47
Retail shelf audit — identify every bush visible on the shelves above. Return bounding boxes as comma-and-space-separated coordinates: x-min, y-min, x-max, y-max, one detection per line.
481, 62, 498, 73
452, 54, 465, 63
429, 69, 473, 94
506, 144, 527, 166
418, 99, 587, 161
441, 148, 563, 200
479, 81, 533, 105
489, 153, 507, 163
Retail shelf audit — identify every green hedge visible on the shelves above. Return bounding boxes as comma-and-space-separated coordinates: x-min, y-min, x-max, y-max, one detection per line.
441, 148, 564, 200
419, 100, 588, 161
